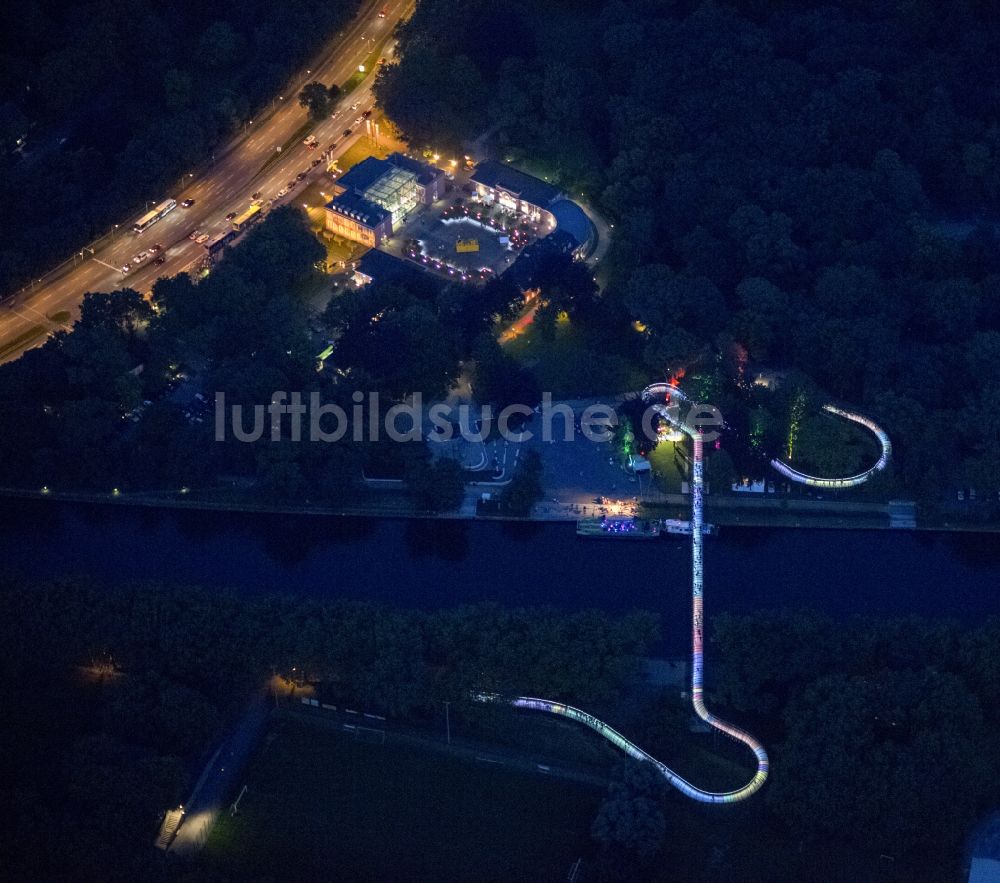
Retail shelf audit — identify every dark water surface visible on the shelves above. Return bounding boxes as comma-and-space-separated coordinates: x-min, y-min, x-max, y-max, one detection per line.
2, 498, 999, 650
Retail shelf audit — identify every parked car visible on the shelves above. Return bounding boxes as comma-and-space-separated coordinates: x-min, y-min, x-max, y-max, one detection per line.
343, 128, 352, 137
251, 191, 262, 200
296, 171, 307, 181
153, 256, 166, 265
188, 230, 201, 240
225, 211, 237, 221
311, 158, 322, 167
287, 180, 297, 190
362, 109, 372, 118
181, 198, 195, 208
276, 188, 288, 198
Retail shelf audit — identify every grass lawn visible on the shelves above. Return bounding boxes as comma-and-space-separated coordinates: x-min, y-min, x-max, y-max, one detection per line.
337, 137, 392, 172
646, 440, 687, 494
503, 313, 647, 398
202, 717, 602, 882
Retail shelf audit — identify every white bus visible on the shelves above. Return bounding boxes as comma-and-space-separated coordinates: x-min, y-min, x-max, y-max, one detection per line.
133, 198, 178, 233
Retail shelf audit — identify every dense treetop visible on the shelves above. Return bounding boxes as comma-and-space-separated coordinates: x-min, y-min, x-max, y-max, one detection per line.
378, 0, 1000, 505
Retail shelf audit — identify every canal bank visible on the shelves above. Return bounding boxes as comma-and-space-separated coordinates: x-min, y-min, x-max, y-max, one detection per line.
2, 495, 999, 653
1, 485, 996, 533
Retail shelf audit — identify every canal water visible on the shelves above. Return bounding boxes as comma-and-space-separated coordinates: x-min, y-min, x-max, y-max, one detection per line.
1, 498, 998, 651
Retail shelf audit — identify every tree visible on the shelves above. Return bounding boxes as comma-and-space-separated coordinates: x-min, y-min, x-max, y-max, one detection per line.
770, 668, 990, 858
406, 453, 465, 512
592, 761, 667, 863
534, 300, 558, 342
299, 82, 335, 121
471, 334, 540, 411
500, 449, 543, 515
198, 21, 241, 69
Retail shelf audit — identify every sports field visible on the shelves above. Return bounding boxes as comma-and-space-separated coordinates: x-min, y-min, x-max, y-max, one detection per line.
203, 717, 603, 881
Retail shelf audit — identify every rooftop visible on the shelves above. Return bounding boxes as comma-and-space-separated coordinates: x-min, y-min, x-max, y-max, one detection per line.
336, 156, 392, 194
356, 249, 443, 289
326, 191, 391, 228
338, 153, 443, 196
548, 199, 593, 250
471, 161, 562, 208
387, 152, 444, 186
501, 228, 578, 290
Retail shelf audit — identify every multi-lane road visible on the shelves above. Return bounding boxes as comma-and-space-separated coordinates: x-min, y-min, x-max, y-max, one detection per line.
0, 0, 413, 365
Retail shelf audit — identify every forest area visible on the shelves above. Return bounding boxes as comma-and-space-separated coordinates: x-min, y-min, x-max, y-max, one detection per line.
376, 0, 1000, 509
0, 576, 656, 881
1, 576, 997, 880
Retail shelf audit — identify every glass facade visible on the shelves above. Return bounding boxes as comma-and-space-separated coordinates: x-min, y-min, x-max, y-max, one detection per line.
364, 166, 419, 226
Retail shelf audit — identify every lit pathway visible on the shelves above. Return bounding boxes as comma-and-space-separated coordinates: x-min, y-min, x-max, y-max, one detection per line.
771, 404, 891, 488
476, 382, 770, 803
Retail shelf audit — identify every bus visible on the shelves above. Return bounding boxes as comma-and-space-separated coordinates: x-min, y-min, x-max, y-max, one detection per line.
205, 229, 238, 259
231, 204, 262, 232
132, 198, 177, 233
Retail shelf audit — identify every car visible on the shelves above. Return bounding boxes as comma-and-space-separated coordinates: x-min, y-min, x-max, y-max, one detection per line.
181, 198, 195, 208
296, 171, 307, 181
188, 230, 201, 240
251, 197, 264, 206
326, 142, 337, 152
251, 191, 262, 200
311, 158, 322, 167
378, 6, 387, 16
153, 256, 166, 265
132, 251, 149, 263
148, 243, 162, 253
354, 116, 362, 125
196, 233, 210, 244
343, 128, 352, 137
276, 187, 288, 198
121, 263, 131, 273
351, 102, 360, 111
225, 211, 237, 221
362, 109, 372, 118
378, 57, 387, 65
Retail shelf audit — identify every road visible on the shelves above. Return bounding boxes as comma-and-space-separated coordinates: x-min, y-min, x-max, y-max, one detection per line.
169, 690, 271, 855
0, 0, 413, 365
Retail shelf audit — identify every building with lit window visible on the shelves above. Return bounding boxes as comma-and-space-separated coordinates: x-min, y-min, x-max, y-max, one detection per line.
471, 161, 594, 255
324, 191, 392, 247
324, 153, 445, 245
471, 161, 562, 222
